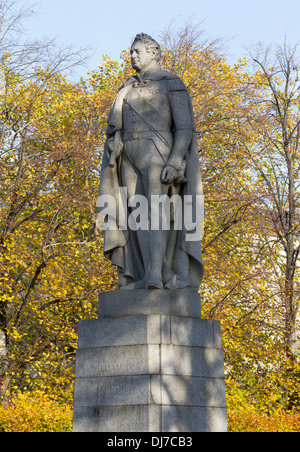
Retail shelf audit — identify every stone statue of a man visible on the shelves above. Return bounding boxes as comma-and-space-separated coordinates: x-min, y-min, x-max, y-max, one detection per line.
99, 33, 204, 290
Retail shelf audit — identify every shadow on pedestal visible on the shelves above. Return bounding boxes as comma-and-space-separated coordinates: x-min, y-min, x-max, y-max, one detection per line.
73, 289, 228, 432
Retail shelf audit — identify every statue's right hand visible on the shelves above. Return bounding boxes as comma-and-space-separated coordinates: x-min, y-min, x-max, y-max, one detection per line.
161, 165, 178, 184
107, 140, 115, 153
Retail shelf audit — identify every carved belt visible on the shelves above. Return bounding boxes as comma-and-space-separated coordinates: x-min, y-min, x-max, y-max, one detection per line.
123, 131, 169, 141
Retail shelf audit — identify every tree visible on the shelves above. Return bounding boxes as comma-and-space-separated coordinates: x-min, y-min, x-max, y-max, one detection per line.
0, 14, 299, 417
160, 22, 300, 412
243, 41, 300, 409
0, 0, 105, 401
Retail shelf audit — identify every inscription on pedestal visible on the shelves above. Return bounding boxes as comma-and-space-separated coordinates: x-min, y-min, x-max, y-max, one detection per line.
96, 376, 150, 406
76, 345, 160, 378
73, 291, 228, 432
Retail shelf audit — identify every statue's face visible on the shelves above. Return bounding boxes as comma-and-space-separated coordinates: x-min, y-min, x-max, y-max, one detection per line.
130, 41, 155, 72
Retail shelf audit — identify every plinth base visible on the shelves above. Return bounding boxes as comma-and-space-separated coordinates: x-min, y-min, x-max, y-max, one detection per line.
73, 290, 227, 432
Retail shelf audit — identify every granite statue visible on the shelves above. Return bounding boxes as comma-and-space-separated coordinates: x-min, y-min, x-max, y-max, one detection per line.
73, 35, 228, 433
99, 33, 204, 290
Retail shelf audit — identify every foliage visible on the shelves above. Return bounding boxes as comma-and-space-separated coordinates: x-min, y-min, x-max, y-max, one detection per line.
0, 14, 120, 400
1, 393, 300, 432
160, 27, 300, 414
0, 391, 72, 432
0, 7, 300, 427
0, 61, 120, 401
228, 410, 300, 432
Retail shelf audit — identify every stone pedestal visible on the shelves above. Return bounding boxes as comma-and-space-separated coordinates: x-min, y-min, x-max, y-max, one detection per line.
72, 289, 227, 432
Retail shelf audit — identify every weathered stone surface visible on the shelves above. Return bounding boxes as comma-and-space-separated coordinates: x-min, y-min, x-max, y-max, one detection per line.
171, 317, 222, 349
75, 343, 224, 380
73, 405, 161, 433
78, 315, 169, 348
73, 31, 227, 433
74, 373, 226, 409
161, 345, 225, 378
73, 404, 227, 433
150, 375, 227, 408
75, 345, 160, 377
99, 34, 204, 291
161, 406, 228, 433
98, 289, 201, 318
74, 375, 151, 407
74, 289, 226, 432
73, 292, 228, 432
77, 315, 222, 349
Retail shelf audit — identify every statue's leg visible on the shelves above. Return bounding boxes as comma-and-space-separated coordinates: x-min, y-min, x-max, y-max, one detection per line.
121, 149, 150, 287
122, 139, 174, 290
140, 142, 170, 289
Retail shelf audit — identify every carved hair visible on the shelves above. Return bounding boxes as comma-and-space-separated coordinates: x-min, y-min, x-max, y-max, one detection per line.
132, 33, 161, 62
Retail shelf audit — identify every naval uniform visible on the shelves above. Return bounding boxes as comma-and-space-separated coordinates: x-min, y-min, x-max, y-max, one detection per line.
101, 67, 204, 289
107, 68, 194, 202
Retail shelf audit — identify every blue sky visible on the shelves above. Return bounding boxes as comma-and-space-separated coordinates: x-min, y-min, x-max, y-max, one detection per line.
23, 0, 300, 78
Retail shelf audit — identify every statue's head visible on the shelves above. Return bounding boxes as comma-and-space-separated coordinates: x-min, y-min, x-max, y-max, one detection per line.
130, 33, 161, 72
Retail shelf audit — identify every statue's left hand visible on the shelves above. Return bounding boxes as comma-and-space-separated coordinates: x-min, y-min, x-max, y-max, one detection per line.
161, 165, 178, 184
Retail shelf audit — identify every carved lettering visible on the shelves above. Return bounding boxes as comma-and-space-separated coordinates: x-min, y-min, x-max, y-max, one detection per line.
98, 362, 133, 374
